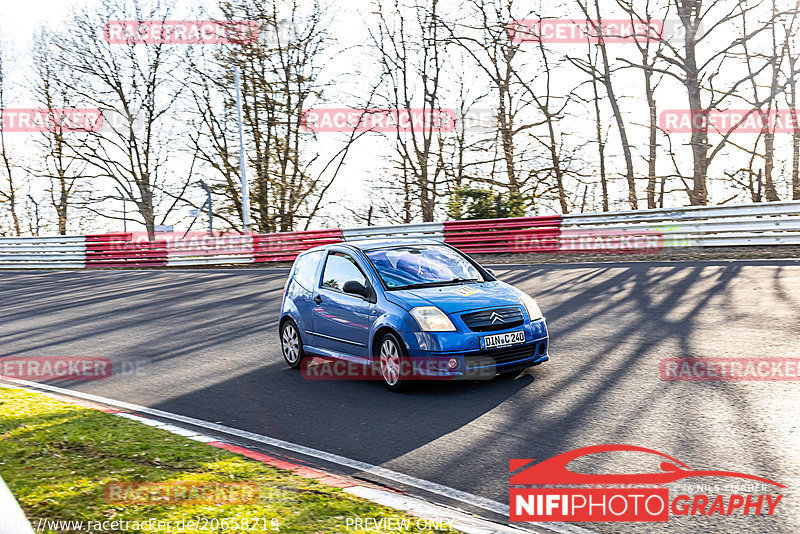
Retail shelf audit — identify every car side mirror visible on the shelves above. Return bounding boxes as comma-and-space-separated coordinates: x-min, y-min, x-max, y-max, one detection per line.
486, 268, 496, 278
343, 280, 368, 298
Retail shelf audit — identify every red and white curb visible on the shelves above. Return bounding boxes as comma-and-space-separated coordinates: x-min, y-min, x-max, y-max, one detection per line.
111, 412, 359, 489
106, 411, 541, 534
1, 380, 594, 534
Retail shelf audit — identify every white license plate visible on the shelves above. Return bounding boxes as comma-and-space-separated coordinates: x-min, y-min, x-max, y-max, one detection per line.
482, 330, 525, 349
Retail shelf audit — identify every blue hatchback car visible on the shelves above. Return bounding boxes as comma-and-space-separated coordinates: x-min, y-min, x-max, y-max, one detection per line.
279, 239, 549, 391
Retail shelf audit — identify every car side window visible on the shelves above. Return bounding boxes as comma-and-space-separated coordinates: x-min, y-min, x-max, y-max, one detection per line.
321, 251, 367, 292
292, 250, 322, 291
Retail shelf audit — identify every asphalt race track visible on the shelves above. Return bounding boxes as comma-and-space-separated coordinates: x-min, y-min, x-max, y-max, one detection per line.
2, 261, 799, 533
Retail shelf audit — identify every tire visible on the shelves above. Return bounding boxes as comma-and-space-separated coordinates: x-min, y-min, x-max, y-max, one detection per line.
377, 332, 411, 392
281, 320, 304, 369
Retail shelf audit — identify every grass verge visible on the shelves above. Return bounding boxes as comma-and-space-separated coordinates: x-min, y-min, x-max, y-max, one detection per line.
0, 387, 456, 533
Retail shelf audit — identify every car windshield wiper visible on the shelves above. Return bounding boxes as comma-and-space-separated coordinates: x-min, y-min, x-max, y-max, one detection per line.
393, 278, 480, 290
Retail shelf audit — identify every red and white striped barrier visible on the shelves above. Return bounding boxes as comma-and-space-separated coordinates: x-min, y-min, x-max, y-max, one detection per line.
1, 200, 799, 269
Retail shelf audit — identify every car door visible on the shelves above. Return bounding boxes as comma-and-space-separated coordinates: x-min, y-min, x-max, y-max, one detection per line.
287, 250, 324, 347
311, 250, 375, 359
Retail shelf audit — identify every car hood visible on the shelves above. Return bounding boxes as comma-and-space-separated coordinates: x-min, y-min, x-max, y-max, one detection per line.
385, 281, 525, 314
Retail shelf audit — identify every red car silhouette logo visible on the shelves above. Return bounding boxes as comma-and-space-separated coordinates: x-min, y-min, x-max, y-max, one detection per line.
510, 444, 785, 487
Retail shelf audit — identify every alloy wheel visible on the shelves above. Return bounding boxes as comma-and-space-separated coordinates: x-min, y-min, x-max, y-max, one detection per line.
282, 323, 300, 364
380, 338, 401, 386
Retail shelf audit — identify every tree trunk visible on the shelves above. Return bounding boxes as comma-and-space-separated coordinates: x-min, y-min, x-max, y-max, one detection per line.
497, 85, 518, 192
685, 78, 709, 205
791, 79, 800, 200
762, 121, 779, 201
680, 2, 709, 205
0, 147, 20, 235
58, 181, 68, 235
545, 112, 568, 213
645, 70, 658, 209
590, 57, 609, 212
593, 1, 637, 209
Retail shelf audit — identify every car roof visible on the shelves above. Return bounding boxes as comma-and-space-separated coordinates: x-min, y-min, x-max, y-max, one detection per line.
340, 238, 445, 251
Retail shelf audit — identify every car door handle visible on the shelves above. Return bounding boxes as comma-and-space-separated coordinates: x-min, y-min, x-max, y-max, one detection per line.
313, 295, 323, 305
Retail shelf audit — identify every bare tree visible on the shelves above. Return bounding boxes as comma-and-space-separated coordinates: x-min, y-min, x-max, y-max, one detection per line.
444, 1, 526, 199
0, 34, 21, 235
441, 0, 581, 213
738, 0, 795, 202
51, 0, 186, 239
640, 0, 787, 205
370, 0, 448, 222
30, 28, 90, 234
436, 57, 490, 194
585, 41, 610, 211
183, 47, 248, 231
198, 0, 358, 232
788, 19, 800, 199
616, 0, 671, 208
513, 31, 577, 214
778, 6, 800, 201
442, 0, 523, 193
569, 0, 638, 209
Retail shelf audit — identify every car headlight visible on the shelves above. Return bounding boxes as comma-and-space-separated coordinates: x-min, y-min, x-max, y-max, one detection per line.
519, 293, 543, 321
409, 306, 456, 332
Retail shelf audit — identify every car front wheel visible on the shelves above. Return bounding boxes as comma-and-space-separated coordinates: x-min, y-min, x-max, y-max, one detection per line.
378, 333, 411, 392
281, 320, 304, 369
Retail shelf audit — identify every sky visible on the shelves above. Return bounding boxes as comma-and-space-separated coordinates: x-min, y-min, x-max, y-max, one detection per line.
1, 0, 797, 234
0, 0, 389, 233
0, 0, 70, 42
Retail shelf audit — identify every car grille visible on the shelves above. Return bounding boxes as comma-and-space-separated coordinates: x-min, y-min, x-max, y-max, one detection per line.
464, 341, 547, 369
461, 307, 524, 331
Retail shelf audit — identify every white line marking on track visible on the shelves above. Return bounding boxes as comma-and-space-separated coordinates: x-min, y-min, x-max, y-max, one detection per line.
1, 378, 597, 534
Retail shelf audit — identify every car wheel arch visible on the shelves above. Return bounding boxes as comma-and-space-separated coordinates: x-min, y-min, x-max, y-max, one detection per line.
371, 326, 405, 359
280, 313, 308, 344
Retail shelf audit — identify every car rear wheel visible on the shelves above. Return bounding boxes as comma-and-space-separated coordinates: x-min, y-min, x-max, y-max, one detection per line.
378, 333, 410, 392
281, 320, 303, 369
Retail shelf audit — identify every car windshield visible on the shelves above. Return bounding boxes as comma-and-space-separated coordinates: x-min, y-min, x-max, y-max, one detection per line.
364, 244, 485, 289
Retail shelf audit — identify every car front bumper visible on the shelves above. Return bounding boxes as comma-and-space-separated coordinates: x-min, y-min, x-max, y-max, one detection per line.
403, 336, 549, 380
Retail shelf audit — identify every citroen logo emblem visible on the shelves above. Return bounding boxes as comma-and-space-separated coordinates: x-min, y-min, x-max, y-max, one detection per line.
490, 312, 505, 324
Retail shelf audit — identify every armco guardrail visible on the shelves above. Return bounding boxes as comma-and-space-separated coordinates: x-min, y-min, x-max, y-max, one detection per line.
87, 233, 168, 267
0, 235, 86, 269
0, 200, 798, 269
253, 229, 342, 262
342, 222, 444, 241
560, 200, 800, 248
443, 216, 562, 253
